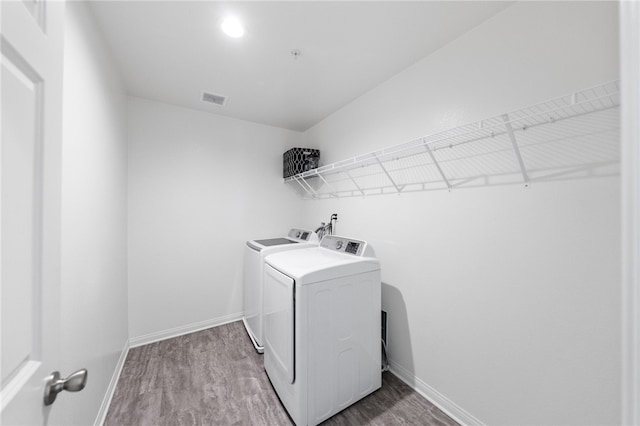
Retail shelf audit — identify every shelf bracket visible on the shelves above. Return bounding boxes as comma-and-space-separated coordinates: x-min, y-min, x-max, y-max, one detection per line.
424, 141, 452, 191
294, 175, 319, 198
316, 173, 339, 198
502, 114, 530, 187
373, 154, 403, 193
344, 170, 365, 196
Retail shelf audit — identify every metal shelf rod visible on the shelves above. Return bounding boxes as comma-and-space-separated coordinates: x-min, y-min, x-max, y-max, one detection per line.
502, 113, 530, 187
283, 81, 620, 199
345, 170, 365, 196
316, 173, 339, 198
286, 94, 617, 183
373, 153, 403, 193
294, 175, 318, 198
424, 141, 452, 190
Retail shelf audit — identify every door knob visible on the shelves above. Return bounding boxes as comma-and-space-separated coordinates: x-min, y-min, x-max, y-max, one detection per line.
43, 368, 88, 406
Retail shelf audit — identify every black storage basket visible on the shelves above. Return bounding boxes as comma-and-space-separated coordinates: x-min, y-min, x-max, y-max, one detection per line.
283, 148, 320, 178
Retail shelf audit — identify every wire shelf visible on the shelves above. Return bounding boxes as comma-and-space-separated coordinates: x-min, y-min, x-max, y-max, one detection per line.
285, 80, 621, 199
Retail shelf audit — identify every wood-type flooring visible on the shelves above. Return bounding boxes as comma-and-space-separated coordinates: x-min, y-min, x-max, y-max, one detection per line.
104, 321, 458, 425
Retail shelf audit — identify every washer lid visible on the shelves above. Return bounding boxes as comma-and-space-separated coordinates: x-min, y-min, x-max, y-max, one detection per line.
265, 242, 379, 285
254, 237, 298, 247
247, 228, 319, 251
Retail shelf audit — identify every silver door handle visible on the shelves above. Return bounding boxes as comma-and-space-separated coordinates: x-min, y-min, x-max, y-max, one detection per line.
43, 368, 88, 406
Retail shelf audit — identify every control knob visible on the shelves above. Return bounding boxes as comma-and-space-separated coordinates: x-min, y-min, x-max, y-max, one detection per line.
335, 240, 343, 250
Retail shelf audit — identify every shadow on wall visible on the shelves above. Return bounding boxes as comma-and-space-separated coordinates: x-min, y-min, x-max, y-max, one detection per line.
382, 282, 414, 383
287, 91, 620, 199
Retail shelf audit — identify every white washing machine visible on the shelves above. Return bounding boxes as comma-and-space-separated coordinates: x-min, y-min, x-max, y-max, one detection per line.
243, 228, 319, 353
263, 235, 381, 426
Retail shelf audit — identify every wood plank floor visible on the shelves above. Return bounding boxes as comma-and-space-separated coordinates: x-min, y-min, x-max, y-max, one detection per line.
104, 321, 458, 426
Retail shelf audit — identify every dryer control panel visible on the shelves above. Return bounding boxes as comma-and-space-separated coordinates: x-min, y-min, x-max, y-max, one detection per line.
320, 236, 375, 257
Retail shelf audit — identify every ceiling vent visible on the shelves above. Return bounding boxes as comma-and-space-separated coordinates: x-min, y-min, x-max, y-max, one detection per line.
202, 92, 228, 106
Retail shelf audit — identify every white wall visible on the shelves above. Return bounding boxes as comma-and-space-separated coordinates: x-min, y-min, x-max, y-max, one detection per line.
59, 2, 128, 425
620, 3, 640, 424
302, 2, 620, 425
127, 97, 304, 341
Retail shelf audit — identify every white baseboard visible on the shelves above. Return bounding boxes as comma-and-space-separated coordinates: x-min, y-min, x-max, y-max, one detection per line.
128, 312, 243, 348
388, 360, 485, 426
94, 339, 130, 426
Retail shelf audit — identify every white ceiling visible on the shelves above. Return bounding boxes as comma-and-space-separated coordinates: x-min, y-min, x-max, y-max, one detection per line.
89, 1, 512, 132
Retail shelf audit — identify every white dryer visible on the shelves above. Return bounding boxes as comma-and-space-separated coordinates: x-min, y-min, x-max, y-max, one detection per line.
263, 235, 381, 426
243, 228, 319, 353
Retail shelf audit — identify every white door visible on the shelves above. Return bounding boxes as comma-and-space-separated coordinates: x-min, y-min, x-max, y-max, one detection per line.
1, 1, 67, 423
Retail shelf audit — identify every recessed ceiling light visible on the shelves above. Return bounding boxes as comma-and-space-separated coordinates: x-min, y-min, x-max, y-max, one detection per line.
222, 17, 244, 38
